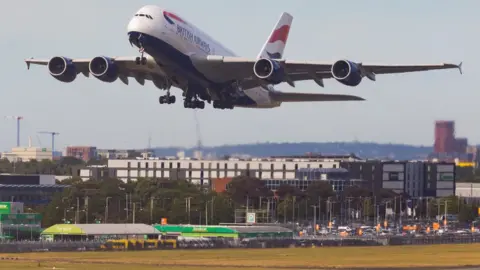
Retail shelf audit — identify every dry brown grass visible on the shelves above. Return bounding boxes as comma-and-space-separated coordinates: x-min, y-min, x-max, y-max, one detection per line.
1, 244, 480, 269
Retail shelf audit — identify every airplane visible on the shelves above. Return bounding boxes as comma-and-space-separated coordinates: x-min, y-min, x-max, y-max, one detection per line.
25, 5, 462, 110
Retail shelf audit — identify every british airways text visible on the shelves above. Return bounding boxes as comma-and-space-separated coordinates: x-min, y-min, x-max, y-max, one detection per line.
176, 25, 211, 54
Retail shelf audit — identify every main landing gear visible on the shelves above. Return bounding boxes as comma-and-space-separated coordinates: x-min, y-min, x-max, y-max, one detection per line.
184, 99, 205, 109
159, 87, 176, 105
183, 90, 205, 109
159, 94, 175, 104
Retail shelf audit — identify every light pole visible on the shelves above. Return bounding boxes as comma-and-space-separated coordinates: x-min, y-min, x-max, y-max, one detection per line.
150, 196, 155, 225
185, 197, 192, 224
105, 197, 112, 223
76, 197, 80, 224
311, 205, 317, 236
61, 197, 68, 223
132, 202, 142, 224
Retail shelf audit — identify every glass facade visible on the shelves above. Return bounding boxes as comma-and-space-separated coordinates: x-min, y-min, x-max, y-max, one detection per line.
0, 185, 69, 205
263, 168, 358, 193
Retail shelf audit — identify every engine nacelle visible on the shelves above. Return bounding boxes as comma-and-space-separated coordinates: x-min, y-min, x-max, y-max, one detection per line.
48, 56, 77, 83
89, 56, 118, 83
331, 60, 363, 86
253, 58, 285, 85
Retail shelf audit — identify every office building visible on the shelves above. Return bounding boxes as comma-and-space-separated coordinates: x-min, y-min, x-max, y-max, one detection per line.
434, 120, 455, 154
76, 156, 456, 198
65, 146, 97, 162
0, 174, 69, 206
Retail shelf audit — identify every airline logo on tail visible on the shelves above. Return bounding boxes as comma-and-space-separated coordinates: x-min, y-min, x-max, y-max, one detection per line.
258, 12, 293, 60
266, 25, 290, 59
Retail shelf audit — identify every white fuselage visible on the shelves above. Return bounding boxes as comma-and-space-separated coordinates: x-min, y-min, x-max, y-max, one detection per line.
127, 5, 280, 108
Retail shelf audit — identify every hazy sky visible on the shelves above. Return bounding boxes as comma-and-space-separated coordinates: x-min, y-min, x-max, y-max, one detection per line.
0, 0, 476, 151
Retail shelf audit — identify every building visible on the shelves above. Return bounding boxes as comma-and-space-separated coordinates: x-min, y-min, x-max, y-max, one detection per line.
0, 174, 69, 205
434, 120, 456, 154
154, 224, 293, 239
65, 146, 97, 162
41, 223, 161, 241
455, 138, 468, 154
2, 146, 52, 162
105, 157, 341, 185
211, 168, 356, 194
78, 165, 116, 181
96, 149, 144, 159
0, 202, 42, 240
79, 156, 456, 198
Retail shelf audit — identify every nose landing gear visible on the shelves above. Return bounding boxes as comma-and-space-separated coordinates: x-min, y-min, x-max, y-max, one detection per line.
134, 35, 147, 65
135, 47, 147, 65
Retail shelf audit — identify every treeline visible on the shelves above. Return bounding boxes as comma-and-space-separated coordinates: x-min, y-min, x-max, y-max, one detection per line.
33, 175, 480, 228
0, 157, 106, 175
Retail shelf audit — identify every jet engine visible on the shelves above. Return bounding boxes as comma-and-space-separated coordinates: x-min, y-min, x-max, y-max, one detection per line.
331, 60, 363, 86
253, 58, 285, 85
47, 56, 77, 83
89, 56, 118, 83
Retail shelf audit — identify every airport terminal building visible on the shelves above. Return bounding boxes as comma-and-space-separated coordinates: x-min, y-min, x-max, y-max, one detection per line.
78, 155, 456, 198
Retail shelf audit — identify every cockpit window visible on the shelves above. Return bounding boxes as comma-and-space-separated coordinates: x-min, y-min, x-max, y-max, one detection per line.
134, 14, 153, 19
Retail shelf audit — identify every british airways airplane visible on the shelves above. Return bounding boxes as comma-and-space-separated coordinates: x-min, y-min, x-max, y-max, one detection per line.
25, 5, 462, 110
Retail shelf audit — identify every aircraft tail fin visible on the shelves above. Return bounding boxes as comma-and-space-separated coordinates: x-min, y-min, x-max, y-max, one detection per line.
257, 12, 293, 59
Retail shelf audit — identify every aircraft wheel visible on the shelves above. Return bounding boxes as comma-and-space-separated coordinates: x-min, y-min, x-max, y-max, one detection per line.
169, 96, 176, 104
159, 96, 165, 104
141, 57, 147, 65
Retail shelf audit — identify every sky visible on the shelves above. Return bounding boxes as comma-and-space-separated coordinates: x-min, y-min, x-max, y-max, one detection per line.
0, 0, 476, 151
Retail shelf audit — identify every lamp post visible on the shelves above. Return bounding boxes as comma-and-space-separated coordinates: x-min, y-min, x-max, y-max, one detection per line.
105, 197, 112, 223
311, 205, 317, 236
150, 196, 155, 225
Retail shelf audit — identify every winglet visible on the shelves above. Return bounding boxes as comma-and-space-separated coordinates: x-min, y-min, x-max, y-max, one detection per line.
25, 58, 31, 70
458, 61, 463, 75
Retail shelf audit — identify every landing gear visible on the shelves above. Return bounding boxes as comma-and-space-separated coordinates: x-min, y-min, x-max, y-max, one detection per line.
135, 56, 147, 65
183, 100, 205, 109
213, 101, 234, 110
159, 90, 175, 105
159, 95, 175, 104
183, 88, 206, 109
135, 47, 147, 65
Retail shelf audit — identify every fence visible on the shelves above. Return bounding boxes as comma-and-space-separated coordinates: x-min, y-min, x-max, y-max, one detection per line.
0, 241, 103, 253
1, 234, 480, 253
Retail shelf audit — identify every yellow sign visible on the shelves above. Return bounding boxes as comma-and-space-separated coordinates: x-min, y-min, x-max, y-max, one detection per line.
0, 205, 8, 209
478, 207, 480, 216
457, 162, 475, 167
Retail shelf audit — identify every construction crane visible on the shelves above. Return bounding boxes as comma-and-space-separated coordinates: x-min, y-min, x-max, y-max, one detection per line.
4, 116, 23, 147
38, 131, 60, 153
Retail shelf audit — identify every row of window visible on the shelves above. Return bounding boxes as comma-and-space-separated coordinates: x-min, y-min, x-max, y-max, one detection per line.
135, 13, 153, 20
264, 179, 355, 192
127, 161, 334, 170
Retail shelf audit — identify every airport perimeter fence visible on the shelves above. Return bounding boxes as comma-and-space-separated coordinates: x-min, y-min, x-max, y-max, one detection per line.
0, 241, 103, 253
1, 235, 480, 253
388, 234, 480, 245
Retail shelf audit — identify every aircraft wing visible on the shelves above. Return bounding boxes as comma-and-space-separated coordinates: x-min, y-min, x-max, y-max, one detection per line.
203, 56, 462, 88
24, 57, 168, 86
269, 91, 364, 102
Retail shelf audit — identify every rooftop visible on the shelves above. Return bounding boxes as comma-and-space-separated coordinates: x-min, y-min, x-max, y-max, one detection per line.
42, 223, 160, 235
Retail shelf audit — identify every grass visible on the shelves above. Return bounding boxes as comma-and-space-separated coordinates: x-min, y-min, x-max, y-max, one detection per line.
1, 244, 480, 269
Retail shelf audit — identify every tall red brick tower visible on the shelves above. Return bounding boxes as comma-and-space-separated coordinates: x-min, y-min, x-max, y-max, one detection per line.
434, 121, 455, 153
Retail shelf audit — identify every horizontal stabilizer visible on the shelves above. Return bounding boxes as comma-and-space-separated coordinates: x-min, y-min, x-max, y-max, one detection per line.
270, 92, 364, 102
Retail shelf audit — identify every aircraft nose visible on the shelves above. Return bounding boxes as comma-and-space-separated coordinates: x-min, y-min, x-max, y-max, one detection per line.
127, 16, 153, 35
